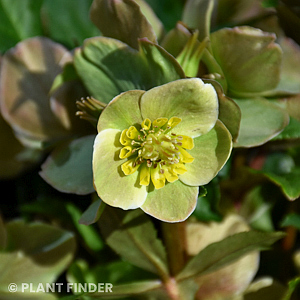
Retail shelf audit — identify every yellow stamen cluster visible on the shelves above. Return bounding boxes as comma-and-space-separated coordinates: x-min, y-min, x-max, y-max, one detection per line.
119, 117, 194, 189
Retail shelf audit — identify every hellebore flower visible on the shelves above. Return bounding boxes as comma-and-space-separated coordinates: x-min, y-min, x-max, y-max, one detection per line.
93, 78, 232, 222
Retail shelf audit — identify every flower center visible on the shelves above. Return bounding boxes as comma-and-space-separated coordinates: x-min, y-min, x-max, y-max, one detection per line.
119, 117, 194, 189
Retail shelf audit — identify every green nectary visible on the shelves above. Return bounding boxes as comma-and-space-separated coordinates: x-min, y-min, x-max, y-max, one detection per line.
119, 117, 194, 189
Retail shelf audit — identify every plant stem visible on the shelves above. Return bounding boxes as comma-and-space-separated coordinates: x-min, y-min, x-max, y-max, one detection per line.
165, 278, 181, 300
161, 221, 187, 277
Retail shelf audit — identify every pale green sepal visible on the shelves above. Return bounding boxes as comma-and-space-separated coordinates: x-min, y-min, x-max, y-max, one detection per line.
97, 90, 145, 132
203, 79, 241, 142
179, 120, 232, 186
141, 181, 198, 222
210, 26, 282, 98
234, 98, 290, 148
93, 129, 147, 209
140, 78, 219, 138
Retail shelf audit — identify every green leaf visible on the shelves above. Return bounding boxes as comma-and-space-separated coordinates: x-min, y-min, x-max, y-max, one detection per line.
248, 150, 300, 200
0, 0, 43, 53
49, 63, 80, 94
282, 277, 300, 300
262, 0, 279, 8
99, 208, 169, 278
281, 213, 300, 230
40, 135, 96, 195
59, 296, 79, 300
67, 260, 88, 287
65, 203, 104, 252
20, 196, 79, 223
250, 167, 300, 201
67, 259, 157, 287
234, 98, 289, 147
0, 220, 75, 299
263, 152, 295, 175
210, 26, 282, 98
176, 279, 199, 300
243, 278, 287, 300
74, 37, 185, 103
79, 198, 106, 226
4, 220, 75, 254
87, 280, 164, 298
86, 276, 198, 299
42, 0, 100, 49
273, 117, 300, 141
0, 217, 6, 251
193, 180, 222, 222
90, 0, 157, 50
20, 198, 104, 253
176, 231, 285, 281
186, 215, 259, 300
276, 94, 300, 124
240, 186, 275, 232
